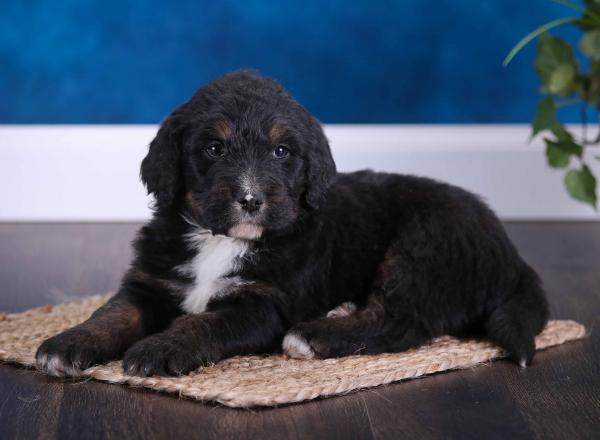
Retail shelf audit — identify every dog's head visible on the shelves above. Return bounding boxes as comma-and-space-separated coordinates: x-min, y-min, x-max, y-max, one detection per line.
141, 70, 336, 240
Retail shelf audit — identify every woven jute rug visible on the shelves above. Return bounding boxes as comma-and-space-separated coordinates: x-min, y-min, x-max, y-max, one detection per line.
0, 294, 586, 408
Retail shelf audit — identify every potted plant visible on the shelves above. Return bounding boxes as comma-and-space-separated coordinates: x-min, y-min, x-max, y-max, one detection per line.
504, 0, 600, 209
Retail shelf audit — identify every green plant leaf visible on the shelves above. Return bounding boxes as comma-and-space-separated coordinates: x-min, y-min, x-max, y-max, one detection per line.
564, 165, 598, 208
545, 138, 583, 168
551, 122, 575, 141
532, 98, 557, 137
531, 98, 576, 141
535, 34, 578, 91
546, 140, 571, 167
585, 0, 600, 16
575, 17, 600, 31
591, 59, 600, 74
554, 0, 600, 24
548, 62, 577, 94
503, 17, 578, 66
580, 29, 600, 58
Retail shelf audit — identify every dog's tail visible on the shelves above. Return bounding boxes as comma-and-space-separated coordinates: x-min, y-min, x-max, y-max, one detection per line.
483, 265, 549, 366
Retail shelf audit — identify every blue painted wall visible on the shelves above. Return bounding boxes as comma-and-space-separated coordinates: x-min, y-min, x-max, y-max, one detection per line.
0, 0, 584, 123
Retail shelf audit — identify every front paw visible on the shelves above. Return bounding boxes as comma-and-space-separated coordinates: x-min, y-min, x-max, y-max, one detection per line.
36, 329, 105, 377
122, 335, 201, 377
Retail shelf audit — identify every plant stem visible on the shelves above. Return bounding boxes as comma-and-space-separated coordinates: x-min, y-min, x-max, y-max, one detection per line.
582, 101, 589, 144
503, 17, 578, 66
594, 110, 600, 143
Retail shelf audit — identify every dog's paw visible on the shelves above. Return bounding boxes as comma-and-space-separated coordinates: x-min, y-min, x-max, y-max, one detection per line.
284, 319, 361, 359
282, 332, 315, 359
326, 302, 357, 318
36, 329, 104, 377
123, 335, 201, 377
283, 322, 330, 359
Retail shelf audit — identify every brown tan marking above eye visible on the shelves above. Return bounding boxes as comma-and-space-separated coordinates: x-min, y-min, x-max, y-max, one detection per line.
269, 123, 288, 144
213, 120, 232, 141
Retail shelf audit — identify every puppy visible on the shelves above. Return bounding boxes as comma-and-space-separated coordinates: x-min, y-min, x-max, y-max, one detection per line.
36, 71, 548, 377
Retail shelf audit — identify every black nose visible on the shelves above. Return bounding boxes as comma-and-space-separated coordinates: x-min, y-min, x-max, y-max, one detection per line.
238, 196, 263, 213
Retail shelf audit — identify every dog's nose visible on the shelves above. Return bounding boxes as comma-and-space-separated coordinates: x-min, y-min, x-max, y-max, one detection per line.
238, 194, 263, 213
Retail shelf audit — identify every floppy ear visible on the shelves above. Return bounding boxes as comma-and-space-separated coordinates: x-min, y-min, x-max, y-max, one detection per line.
140, 112, 187, 209
305, 122, 337, 210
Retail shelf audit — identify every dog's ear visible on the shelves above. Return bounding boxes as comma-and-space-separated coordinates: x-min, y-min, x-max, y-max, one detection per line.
305, 121, 337, 210
140, 111, 187, 209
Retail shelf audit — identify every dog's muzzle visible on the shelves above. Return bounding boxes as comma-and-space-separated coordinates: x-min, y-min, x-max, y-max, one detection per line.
228, 191, 265, 240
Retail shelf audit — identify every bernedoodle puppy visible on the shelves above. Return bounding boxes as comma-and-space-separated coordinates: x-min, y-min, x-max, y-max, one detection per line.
36, 71, 549, 377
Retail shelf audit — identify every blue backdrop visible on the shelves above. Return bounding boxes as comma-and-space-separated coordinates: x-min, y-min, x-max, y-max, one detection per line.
0, 0, 584, 123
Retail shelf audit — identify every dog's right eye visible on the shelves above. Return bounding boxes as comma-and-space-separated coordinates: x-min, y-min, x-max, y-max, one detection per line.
205, 142, 227, 158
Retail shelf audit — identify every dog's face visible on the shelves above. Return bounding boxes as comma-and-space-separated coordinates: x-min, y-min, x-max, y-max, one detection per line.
140, 71, 336, 240
182, 115, 307, 240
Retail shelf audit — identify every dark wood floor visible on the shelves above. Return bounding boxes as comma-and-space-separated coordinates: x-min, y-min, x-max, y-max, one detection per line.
0, 222, 598, 439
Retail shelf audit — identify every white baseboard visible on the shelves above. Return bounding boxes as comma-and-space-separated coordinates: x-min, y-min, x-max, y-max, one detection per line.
0, 124, 598, 221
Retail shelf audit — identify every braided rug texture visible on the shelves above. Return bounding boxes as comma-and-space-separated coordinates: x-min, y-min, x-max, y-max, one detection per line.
0, 294, 586, 408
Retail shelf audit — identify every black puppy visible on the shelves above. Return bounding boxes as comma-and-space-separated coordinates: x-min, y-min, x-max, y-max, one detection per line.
36, 71, 548, 377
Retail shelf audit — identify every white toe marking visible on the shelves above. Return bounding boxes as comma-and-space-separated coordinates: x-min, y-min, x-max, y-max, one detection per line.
37, 354, 82, 377
519, 358, 528, 368
36, 353, 49, 370
326, 302, 357, 318
282, 333, 315, 359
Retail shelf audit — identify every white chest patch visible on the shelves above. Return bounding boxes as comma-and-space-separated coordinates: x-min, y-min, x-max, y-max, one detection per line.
177, 229, 250, 314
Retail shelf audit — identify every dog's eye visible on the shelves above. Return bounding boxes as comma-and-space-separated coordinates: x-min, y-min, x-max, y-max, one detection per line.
205, 142, 226, 158
273, 145, 290, 159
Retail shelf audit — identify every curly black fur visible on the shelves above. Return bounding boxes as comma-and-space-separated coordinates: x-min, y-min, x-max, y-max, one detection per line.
36, 71, 548, 377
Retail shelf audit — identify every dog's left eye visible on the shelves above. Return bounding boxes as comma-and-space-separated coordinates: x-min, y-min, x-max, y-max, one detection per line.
273, 145, 290, 159
205, 142, 227, 158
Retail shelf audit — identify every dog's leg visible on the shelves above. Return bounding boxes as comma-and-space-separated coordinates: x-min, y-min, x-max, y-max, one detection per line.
122, 284, 287, 376
283, 293, 430, 359
36, 269, 181, 377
